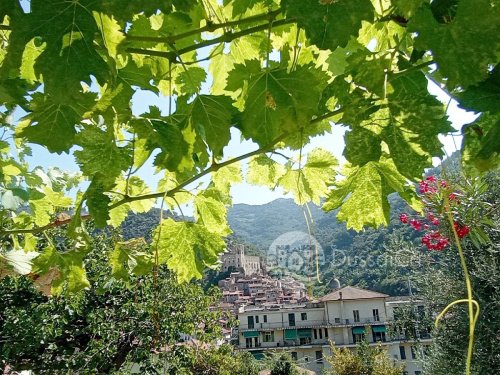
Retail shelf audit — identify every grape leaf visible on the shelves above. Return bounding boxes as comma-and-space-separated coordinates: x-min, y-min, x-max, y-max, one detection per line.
461, 113, 500, 173
190, 95, 236, 156
283, 0, 374, 51
32, 246, 90, 295
246, 154, 286, 188
457, 65, 500, 114
409, 0, 500, 88
278, 148, 337, 205
19, 92, 97, 153
153, 218, 225, 282
238, 64, 326, 146
194, 193, 231, 236
75, 126, 132, 182
109, 238, 153, 281
0, 249, 39, 276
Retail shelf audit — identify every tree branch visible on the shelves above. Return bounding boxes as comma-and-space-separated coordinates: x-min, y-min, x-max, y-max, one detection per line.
127, 18, 295, 60
0, 215, 91, 236
0, 108, 344, 236
125, 9, 282, 44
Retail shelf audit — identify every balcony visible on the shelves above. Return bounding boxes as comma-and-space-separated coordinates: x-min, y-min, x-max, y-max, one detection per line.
239, 317, 388, 331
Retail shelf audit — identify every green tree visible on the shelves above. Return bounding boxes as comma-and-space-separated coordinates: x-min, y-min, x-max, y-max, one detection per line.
1, 0, 499, 291
269, 353, 300, 375
324, 341, 403, 375
0, 228, 236, 374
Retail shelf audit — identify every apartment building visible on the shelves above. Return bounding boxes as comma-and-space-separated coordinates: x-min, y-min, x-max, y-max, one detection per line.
236, 286, 430, 375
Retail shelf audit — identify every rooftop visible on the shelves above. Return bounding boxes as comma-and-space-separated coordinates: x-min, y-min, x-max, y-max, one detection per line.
319, 286, 389, 302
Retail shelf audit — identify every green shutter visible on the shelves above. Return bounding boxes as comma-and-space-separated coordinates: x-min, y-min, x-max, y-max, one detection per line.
372, 325, 386, 333
352, 326, 365, 335
297, 328, 312, 338
284, 329, 298, 340
243, 331, 259, 338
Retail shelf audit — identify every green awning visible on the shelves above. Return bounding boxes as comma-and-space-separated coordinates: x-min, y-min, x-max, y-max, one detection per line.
252, 352, 265, 360
243, 331, 259, 338
284, 329, 298, 340
297, 328, 312, 338
372, 325, 387, 333
352, 326, 366, 335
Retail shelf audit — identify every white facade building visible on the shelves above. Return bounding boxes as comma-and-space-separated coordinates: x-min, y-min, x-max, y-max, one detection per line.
236, 286, 430, 375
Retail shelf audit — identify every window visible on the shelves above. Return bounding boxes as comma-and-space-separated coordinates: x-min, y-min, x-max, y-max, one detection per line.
399, 346, 406, 360
417, 305, 425, 320
245, 337, 254, 348
263, 331, 274, 342
403, 372, 408, 375
373, 309, 380, 322
373, 331, 386, 342
316, 350, 323, 363
301, 312, 307, 321
248, 316, 254, 329
299, 337, 311, 345
353, 333, 364, 343
353, 310, 360, 323
319, 328, 323, 339
263, 315, 267, 323
255, 315, 259, 324
291, 352, 298, 361
415, 372, 422, 375
313, 329, 318, 340
288, 313, 295, 327
324, 328, 329, 338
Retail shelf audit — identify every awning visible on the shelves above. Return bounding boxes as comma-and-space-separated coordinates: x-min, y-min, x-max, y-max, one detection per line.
372, 325, 387, 333
252, 352, 265, 360
352, 326, 365, 335
243, 331, 259, 338
297, 328, 312, 338
284, 329, 298, 340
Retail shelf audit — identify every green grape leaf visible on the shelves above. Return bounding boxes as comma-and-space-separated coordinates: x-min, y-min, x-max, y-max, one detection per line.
29, 187, 72, 227
19, 92, 97, 153
461, 113, 500, 173
239, 64, 326, 146
278, 148, 337, 205
457, 65, 500, 114
246, 154, 286, 188
283, 0, 374, 51
409, 0, 500, 88
175, 66, 207, 96
32, 246, 90, 295
110, 238, 153, 281
109, 176, 154, 227
74, 126, 132, 182
393, 0, 427, 18
190, 95, 236, 156
194, 193, 231, 236
212, 162, 242, 195
324, 159, 420, 230
86, 178, 112, 228
343, 127, 381, 166
153, 218, 225, 282
93, 11, 125, 59
131, 116, 194, 172
209, 45, 235, 95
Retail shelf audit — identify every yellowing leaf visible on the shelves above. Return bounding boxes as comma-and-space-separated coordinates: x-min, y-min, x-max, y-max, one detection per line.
153, 218, 225, 282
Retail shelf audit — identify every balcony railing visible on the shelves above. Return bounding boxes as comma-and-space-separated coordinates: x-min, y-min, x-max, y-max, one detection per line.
240, 317, 387, 331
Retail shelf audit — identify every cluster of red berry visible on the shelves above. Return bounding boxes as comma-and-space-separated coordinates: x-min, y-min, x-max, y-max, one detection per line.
399, 176, 470, 251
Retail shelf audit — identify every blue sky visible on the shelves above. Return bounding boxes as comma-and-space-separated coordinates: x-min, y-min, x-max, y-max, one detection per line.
22, 79, 477, 212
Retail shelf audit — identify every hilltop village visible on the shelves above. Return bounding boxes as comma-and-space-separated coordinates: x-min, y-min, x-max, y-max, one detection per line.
216, 242, 429, 375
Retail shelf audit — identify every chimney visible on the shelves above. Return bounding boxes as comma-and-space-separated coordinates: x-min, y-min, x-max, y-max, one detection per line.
339, 292, 343, 300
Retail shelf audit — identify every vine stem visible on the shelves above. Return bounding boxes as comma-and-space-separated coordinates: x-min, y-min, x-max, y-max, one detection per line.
441, 204, 479, 375
0, 108, 343, 237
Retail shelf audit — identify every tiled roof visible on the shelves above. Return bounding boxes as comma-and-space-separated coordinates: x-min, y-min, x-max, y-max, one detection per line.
319, 286, 389, 302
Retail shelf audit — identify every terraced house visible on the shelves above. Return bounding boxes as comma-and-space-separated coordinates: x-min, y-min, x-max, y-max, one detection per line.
236, 286, 430, 375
